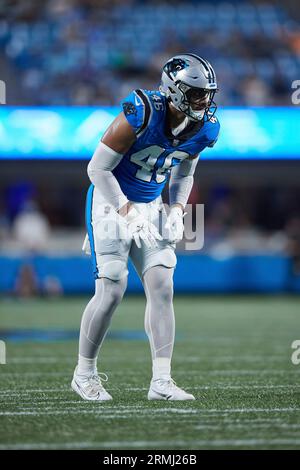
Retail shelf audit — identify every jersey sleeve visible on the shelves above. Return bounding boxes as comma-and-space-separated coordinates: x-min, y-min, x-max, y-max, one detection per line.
121, 89, 149, 136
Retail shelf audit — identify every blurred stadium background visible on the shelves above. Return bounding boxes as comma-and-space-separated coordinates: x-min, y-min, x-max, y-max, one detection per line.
0, 0, 300, 295
0, 0, 300, 451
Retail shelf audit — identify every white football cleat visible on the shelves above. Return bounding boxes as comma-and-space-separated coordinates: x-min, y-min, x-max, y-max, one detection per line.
148, 378, 195, 401
71, 367, 113, 401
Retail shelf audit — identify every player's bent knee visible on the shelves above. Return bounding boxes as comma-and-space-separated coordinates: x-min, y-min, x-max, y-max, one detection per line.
144, 250, 177, 275
104, 277, 127, 306
156, 277, 174, 304
99, 260, 128, 282
144, 263, 175, 304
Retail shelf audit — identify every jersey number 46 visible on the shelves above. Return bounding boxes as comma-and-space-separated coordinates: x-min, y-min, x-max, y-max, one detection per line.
130, 145, 189, 183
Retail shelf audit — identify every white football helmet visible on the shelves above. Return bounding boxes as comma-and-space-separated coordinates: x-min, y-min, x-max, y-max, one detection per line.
160, 53, 218, 121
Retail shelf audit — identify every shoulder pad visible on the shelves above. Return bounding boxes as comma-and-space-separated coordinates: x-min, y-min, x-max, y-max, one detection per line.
121, 89, 151, 136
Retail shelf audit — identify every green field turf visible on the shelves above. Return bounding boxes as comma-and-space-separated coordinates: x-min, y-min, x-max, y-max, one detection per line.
0, 294, 300, 450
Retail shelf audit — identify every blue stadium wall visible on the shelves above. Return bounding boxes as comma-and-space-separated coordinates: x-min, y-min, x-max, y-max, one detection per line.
1, 254, 299, 294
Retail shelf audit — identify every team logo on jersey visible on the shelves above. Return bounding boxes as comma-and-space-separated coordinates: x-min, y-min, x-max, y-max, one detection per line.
123, 101, 137, 117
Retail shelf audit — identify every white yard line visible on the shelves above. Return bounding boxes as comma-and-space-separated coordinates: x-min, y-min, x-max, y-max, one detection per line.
204, 407, 300, 413
0, 388, 70, 394
1, 407, 300, 417
0, 372, 68, 377
194, 423, 300, 430
0, 438, 300, 449
0, 408, 199, 416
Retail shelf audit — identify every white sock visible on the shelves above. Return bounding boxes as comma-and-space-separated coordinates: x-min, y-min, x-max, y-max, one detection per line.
152, 357, 171, 380
77, 354, 97, 376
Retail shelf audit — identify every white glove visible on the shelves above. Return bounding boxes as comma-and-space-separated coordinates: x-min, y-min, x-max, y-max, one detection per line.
165, 206, 185, 243
125, 206, 163, 248
82, 233, 91, 255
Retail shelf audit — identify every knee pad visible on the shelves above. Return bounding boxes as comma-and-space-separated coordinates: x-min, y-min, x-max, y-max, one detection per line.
160, 249, 177, 269
99, 259, 128, 281
142, 249, 177, 277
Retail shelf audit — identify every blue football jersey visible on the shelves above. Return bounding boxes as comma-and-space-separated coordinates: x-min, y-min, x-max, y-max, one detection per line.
112, 89, 220, 203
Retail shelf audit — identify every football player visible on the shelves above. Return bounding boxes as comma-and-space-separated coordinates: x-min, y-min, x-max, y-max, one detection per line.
72, 54, 220, 401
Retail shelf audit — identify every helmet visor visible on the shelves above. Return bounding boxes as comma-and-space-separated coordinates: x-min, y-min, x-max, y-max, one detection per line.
185, 88, 210, 110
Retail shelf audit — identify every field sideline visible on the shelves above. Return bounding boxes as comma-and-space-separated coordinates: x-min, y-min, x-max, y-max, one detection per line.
0, 295, 299, 450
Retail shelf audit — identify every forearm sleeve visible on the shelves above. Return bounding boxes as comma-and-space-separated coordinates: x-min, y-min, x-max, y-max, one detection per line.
87, 141, 128, 210
169, 157, 198, 207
